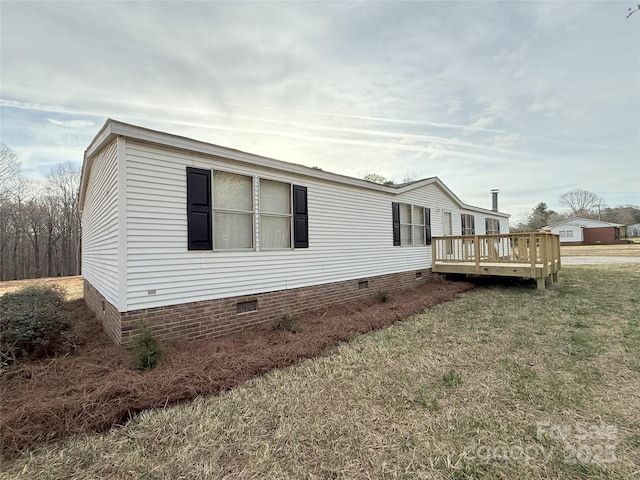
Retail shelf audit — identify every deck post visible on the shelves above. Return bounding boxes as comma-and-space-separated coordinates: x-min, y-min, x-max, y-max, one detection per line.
536, 277, 546, 290
540, 233, 548, 278
529, 233, 536, 279
431, 240, 437, 272
474, 235, 480, 273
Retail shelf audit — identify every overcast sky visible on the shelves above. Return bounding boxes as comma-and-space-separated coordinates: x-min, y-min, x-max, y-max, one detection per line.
1, 0, 638, 221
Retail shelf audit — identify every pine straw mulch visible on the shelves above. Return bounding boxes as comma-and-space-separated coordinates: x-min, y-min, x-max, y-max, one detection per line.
0, 277, 473, 456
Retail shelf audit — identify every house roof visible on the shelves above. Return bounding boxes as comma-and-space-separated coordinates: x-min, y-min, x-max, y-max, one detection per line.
80, 119, 509, 218
541, 217, 624, 229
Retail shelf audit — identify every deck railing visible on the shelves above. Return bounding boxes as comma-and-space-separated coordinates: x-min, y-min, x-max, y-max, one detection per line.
431, 232, 561, 288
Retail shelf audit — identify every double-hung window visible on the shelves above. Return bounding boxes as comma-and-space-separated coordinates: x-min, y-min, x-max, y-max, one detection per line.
461, 213, 475, 235
485, 218, 500, 235
213, 171, 254, 249
399, 203, 412, 246
412, 205, 426, 245
260, 179, 291, 249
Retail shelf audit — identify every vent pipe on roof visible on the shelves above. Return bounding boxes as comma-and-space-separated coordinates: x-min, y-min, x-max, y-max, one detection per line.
491, 189, 500, 212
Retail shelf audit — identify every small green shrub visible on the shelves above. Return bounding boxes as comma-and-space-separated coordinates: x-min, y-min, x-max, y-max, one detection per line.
273, 311, 297, 333
442, 369, 463, 388
0, 284, 70, 365
132, 323, 163, 370
377, 291, 390, 303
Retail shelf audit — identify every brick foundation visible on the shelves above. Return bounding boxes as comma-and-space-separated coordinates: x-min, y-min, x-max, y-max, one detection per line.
84, 269, 431, 346
83, 280, 122, 344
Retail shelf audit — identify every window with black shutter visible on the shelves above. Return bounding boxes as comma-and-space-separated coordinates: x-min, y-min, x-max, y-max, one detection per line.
186, 167, 212, 250
293, 185, 308, 248
393, 202, 430, 246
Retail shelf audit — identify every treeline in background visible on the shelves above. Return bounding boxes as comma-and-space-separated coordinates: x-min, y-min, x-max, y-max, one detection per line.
1, 143, 81, 281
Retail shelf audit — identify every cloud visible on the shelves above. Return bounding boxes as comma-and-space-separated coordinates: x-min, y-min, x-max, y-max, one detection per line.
489, 134, 524, 149
47, 119, 95, 128
0, 0, 637, 217
528, 96, 563, 115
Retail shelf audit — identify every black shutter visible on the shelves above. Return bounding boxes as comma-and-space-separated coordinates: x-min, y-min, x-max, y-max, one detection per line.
495, 219, 500, 234
461, 214, 466, 235
293, 185, 308, 248
186, 167, 212, 250
470, 215, 475, 235
392, 202, 400, 246
425, 207, 432, 246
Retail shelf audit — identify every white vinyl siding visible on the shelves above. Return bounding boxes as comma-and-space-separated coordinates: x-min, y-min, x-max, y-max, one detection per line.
81, 140, 120, 308
121, 140, 509, 311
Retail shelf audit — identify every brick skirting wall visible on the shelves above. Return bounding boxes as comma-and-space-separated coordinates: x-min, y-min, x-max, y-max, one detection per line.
83, 280, 122, 344
84, 269, 431, 346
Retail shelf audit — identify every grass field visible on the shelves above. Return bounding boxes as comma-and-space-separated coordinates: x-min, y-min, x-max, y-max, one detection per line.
561, 243, 640, 257
0, 276, 83, 299
2, 265, 639, 479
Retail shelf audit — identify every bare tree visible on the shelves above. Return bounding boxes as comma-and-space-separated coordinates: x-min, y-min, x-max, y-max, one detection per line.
0, 144, 23, 280
0, 142, 21, 199
46, 162, 81, 276
558, 189, 605, 218
0, 145, 82, 281
401, 173, 418, 184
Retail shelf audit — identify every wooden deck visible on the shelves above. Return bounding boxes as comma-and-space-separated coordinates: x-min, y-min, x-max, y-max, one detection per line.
431, 232, 561, 289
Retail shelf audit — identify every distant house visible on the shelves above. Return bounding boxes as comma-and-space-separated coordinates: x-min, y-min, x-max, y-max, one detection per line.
79, 119, 509, 345
540, 217, 626, 245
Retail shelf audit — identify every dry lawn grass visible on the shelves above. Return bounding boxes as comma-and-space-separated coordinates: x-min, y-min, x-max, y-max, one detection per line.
0, 277, 472, 456
561, 243, 640, 257
2, 265, 639, 479
0, 276, 83, 300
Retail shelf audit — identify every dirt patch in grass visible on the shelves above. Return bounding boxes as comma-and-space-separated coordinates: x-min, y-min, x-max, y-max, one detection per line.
0, 276, 473, 456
